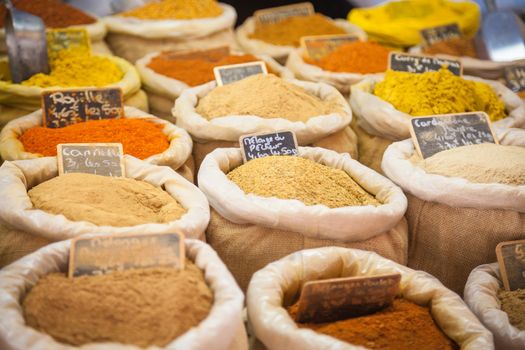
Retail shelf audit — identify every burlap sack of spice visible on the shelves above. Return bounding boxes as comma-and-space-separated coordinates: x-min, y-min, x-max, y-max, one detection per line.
198, 147, 408, 291
381, 139, 525, 294
236, 18, 365, 64
247, 247, 494, 350
174, 79, 357, 173
0, 106, 193, 178
0, 156, 210, 267
0, 239, 248, 350
136, 51, 294, 118
464, 263, 525, 350
103, 4, 237, 64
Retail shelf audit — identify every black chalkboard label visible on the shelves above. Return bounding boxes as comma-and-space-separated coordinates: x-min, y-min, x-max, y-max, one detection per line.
46, 28, 91, 60
214, 61, 268, 86
388, 52, 462, 76
420, 23, 462, 46
301, 34, 360, 60
41, 88, 124, 128
295, 274, 401, 323
497, 240, 525, 291
69, 232, 185, 278
409, 112, 498, 159
504, 65, 525, 94
240, 131, 298, 162
254, 2, 314, 25
57, 143, 126, 177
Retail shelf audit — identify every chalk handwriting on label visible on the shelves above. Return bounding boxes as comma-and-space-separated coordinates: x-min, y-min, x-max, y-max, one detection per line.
389, 52, 462, 76
295, 274, 401, 323
240, 131, 298, 162
409, 112, 497, 159
159, 46, 230, 61
254, 2, 314, 25
301, 34, 360, 60
46, 28, 90, 59
497, 240, 525, 291
42, 88, 124, 128
57, 143, 125, 177
504, 65, 525, 94
420, 23, 461, 46
68, 232, 185, 278
214, 61, 267, 86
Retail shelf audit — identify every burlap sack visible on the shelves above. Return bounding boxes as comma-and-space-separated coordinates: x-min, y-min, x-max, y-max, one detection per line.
0, 239, 247, 350
247, 247, 494, 350
465, 263, 525, 350
0, 156, 210, 267
104, 4, 237, 63
381, 139, 525, 294
236, 17, 366, 64
136, 51, 294, 118
198, 147, 408, 291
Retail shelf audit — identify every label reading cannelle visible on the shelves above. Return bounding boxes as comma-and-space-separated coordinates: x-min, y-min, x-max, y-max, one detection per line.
68, 232, 185, 278
295, 274, 401, 323
420, 23, 462, 46
46, 28, 91, 59
301, 34, 360, 60
504, 65, 525, 94
409, 112, 498, 159
497, 239, 525, 291
214, 61, 267, 86
388, 52, 462, 76
42, 87, 124, 128
57, 143, 126, 177
254, 2, 314, 25
240, 130, 298, 162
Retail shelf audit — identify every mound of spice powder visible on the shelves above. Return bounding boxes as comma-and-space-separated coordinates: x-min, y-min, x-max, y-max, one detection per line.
0, 0, 96, 28
498, 288, 525, 330
20, 118, 170, 159
120, 0, 223, 20
227, 156, 379, 208
23, 263, 213, 347
287, 298, 457, 349
423, 37, 478, 58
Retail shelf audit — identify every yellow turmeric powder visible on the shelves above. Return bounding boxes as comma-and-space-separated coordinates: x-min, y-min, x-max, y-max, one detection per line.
120, 0, 223, 20
374, 68, 506, 121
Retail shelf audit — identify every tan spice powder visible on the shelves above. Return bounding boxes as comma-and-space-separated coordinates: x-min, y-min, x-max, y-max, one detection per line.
498, 288, 525, 330
227, 156, 380, 208
23, 263, 213, 347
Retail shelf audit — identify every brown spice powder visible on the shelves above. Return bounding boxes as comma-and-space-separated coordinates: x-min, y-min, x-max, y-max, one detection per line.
498, 288, 525, 330
422, 37, 478, 58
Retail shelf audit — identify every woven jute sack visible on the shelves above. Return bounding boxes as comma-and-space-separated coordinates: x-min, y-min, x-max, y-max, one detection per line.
381, 139, 525, 295
104, 4, 237, 64
349, 73, 525, 173
247, 247, 494, 350
198, 147, 408, 291
236, 17, 366, 64
0, 106, 193, 180
0, 239, 247, 350
465, 263, 525, 350
0, 156, 210, 267
136, 51, 294, 119
174, 78, 356, 174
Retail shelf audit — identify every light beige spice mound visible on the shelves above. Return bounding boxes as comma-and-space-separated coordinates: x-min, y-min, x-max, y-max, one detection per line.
414, 143, 525, 186
196, 74, 343, 121
227, 156, 379, 207
28, 173, 187, 226
498, 288, 525, 330
23, 263, 213, 347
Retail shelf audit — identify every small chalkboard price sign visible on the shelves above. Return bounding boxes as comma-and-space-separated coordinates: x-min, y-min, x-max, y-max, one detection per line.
295, 273, 401, 323
42, 87, 124, 128
409, 112, 498, 159
46, 28, 90, 59
420, 23, 461, 46
254, 2, 314, 25
57, 143, 126, 177
496, 240, 525, 291
301, 34, 360, 60
214, 61, 267, 86
504, 65, 525, 94
388, 52, 462, 76
68, 232, 185, 278
240, 130, 298, 162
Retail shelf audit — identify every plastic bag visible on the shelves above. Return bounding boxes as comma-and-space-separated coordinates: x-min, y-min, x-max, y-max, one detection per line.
247, 246, 494, 350
0, 239, 247, 350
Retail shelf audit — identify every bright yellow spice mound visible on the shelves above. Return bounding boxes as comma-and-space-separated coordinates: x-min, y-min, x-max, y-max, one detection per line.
374, 68, 506, 121
227, 156, 380, 208
120, 0, 223, 20
22, 49, 123, 88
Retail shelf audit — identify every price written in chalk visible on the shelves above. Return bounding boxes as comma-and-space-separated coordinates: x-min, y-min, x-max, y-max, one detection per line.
504, 65, 525, 94
240, 131, 298, 162
301, 34, 360, 60
254, 2, 314, 25
295, 273, 401, 323
388, 52, 462, 76
420, 23, 462, 46
42, 88, 124, 128
497, 240, 525, 291
68, 232, 185, 278
57, 143, 126, 177
46, 28, 90, 59
214, 61, 267, 86
409, 112, 498, 159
